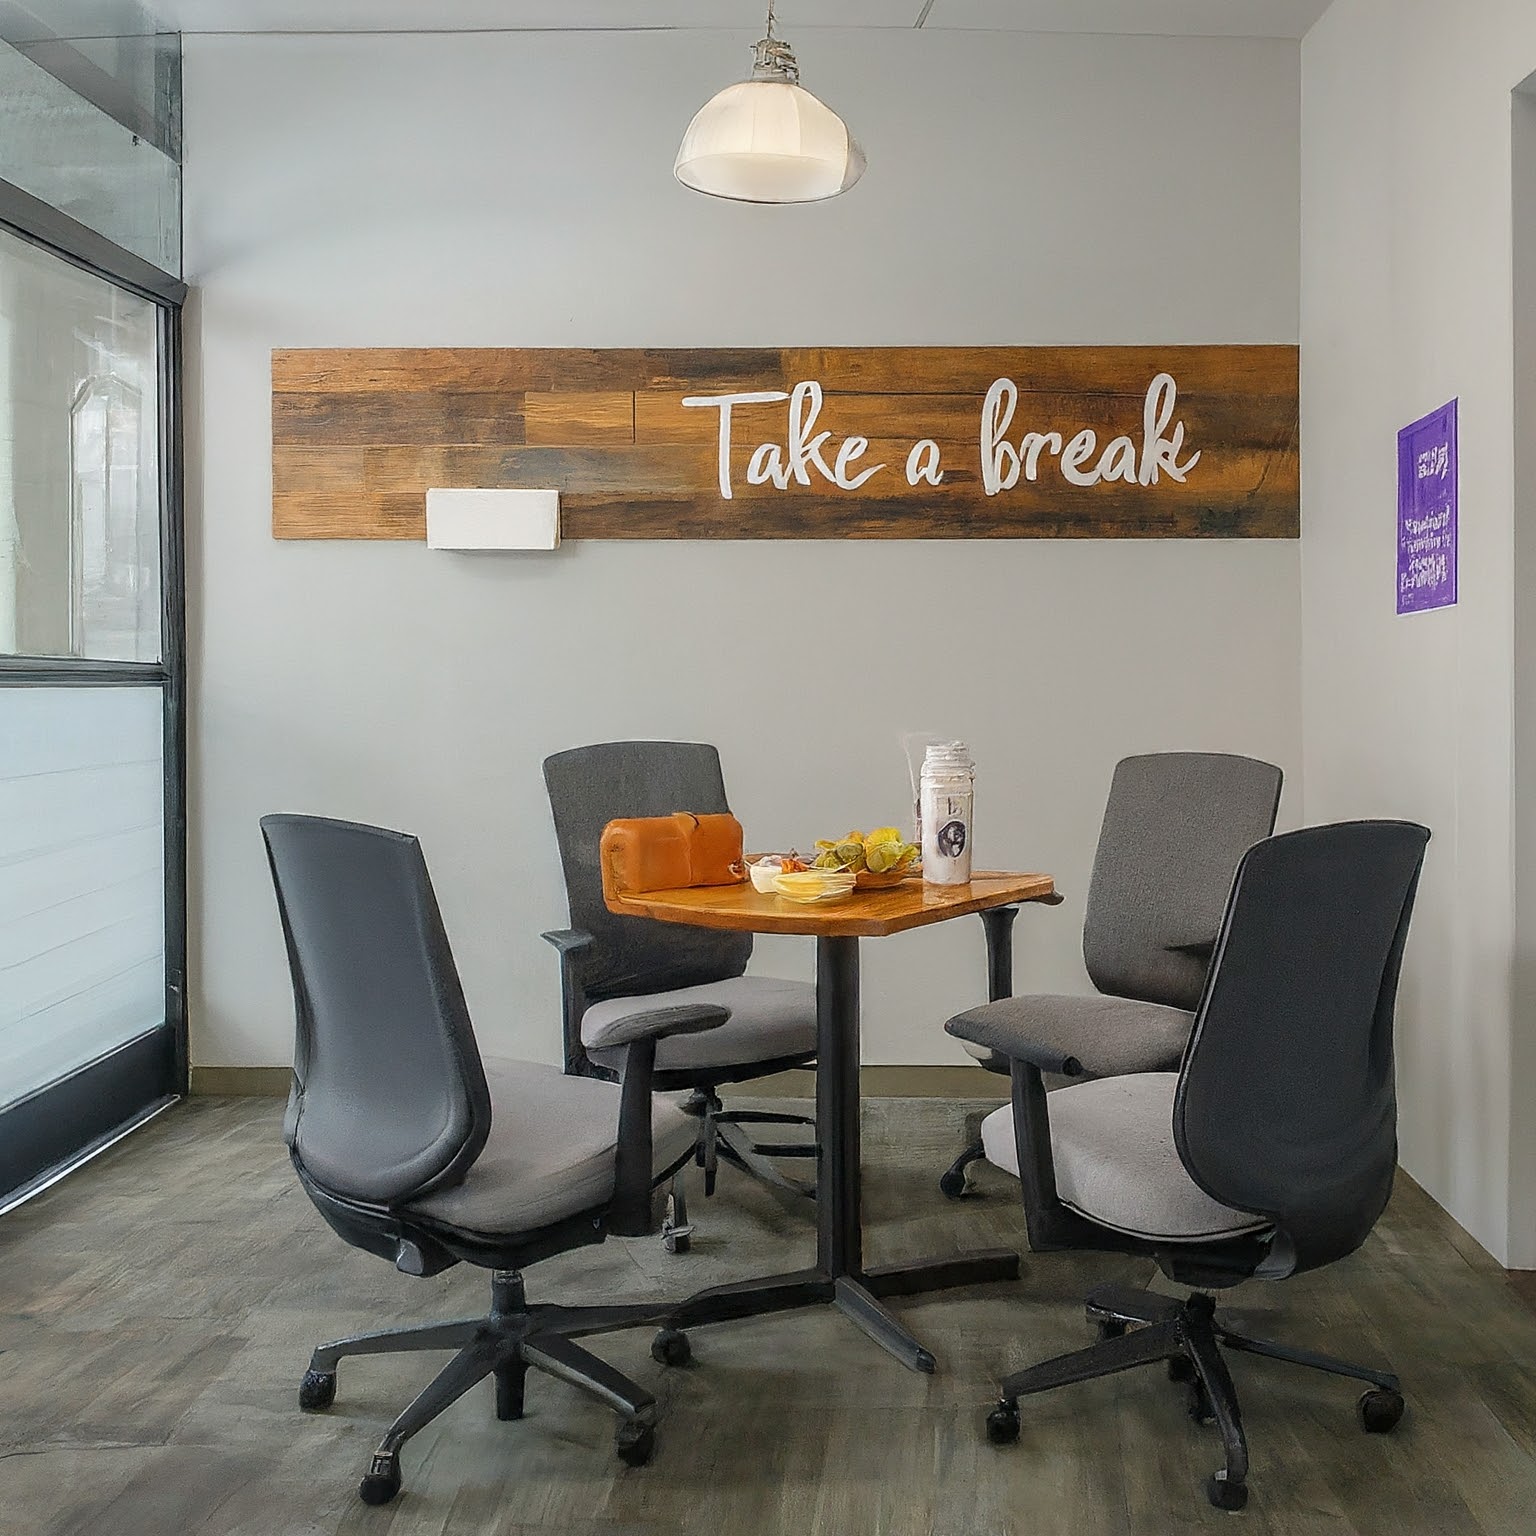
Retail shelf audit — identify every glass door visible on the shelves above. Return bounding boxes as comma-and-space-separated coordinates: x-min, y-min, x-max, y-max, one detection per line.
0, 221, 184, 1208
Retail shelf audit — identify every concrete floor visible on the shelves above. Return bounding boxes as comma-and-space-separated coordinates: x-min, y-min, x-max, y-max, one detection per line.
3, 1094, 1535, 1535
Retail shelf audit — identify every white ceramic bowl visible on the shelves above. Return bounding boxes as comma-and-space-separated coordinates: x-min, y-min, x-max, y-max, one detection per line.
748, 859, 783, 894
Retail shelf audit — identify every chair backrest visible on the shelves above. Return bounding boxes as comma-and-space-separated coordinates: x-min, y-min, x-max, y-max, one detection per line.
1175, 820, 1430, 1275
261, 814, 492, 1208
543, 741, 753, 1002
1082, 752, 1284, 1009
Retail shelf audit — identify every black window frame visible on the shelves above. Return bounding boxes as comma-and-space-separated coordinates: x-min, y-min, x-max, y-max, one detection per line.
0, 175, 188, 1206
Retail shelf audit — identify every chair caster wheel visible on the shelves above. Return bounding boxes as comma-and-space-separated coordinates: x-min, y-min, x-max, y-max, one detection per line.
651, 1328, 691, 1367
1206, 1472, 1248, 1511
358, 1453, 401, 1506
1187, 1382, 1216, 1425
662, 1225, 691, 1255
1168, 1355, 1196, 1383
939, 1169, 968, 1199
298, 1369, 336, 1411
1096, 1318, 1127, 1341
1358, 1388, 1405, 1433
985, 1399, 1021, 1445
615, 1417, 656, 1467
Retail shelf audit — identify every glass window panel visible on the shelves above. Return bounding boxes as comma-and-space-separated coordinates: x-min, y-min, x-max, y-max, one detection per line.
0, 224, 161, 661
0, 685, 165, 1111
0, 33, 180, 276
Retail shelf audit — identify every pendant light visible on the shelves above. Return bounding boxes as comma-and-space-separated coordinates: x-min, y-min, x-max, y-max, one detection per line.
674, 1, 866, 205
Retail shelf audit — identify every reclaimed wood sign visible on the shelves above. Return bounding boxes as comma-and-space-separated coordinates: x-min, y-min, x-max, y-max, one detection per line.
271, 346, 1298, 540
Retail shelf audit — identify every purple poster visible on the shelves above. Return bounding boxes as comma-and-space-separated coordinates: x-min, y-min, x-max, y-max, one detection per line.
1397, 400, 1458, 615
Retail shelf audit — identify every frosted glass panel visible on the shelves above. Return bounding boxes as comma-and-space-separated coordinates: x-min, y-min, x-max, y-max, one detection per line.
0, 686, 165, 1110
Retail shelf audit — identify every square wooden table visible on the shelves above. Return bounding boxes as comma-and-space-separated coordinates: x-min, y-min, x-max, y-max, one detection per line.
607, 872, 1058, 1373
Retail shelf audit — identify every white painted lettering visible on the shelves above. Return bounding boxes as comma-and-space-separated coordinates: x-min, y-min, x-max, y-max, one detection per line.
681, 389, 789, 500
1061, 429, 1101, 486
747, 441, 791, 489
1097, 435, 1140, 484
1021, 432, 1063, 481
1138, 373, 1202, 485
833, 436, 884, 490
982, 378, 1021, 495
683, 371, 1204, 504
788, 381, 837, 486
905, 439, 945, 486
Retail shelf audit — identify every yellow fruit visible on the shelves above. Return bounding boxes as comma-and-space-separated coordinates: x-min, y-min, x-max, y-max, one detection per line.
834, 839, 866, 871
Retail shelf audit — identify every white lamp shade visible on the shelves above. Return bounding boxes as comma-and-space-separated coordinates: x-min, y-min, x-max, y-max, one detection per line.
674, 80, 865, 204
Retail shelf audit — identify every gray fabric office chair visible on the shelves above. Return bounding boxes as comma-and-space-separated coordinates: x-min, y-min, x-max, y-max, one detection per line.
262, 814, 723, 1506
948, 820, 1430, 1512
543, 742, 818, 1248
940, 751, 1283, 1197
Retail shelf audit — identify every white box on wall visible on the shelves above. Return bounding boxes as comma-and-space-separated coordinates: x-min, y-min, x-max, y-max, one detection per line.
426, 489, 561, 550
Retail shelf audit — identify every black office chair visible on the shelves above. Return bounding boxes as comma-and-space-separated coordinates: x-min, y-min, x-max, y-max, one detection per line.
947, 820, 1429, 1511
262, 814, 725, 1505
941, 751, 1282, 1197
543, 741, 818, 1249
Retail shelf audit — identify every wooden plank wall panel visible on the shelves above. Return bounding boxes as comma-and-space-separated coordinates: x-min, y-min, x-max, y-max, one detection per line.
272, 346, 1299, 541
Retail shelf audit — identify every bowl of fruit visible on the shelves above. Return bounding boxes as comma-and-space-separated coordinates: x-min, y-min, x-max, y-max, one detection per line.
813, 828, 921, 889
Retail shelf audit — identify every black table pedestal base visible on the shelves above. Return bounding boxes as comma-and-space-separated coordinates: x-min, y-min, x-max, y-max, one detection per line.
667, 1247, 1020, 1373
664, 928, 1024, 1374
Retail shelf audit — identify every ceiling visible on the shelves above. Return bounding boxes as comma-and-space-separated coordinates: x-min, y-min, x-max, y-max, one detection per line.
24, 1, 1337, 41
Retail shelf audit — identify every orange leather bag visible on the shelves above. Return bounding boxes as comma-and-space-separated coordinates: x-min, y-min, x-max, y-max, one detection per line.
600, 813, 746, 901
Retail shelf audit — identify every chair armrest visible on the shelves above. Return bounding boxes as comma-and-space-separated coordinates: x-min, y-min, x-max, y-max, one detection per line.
542, 929, 594, 1074
606, 1016, 723, 1238
583, 1003, 730, 1052
944, 1006, 1088, 1078
541, 928, 594, 956
603, 1006, 729, 1236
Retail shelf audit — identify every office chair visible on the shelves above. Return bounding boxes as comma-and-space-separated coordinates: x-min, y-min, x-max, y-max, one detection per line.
262, 814, 724, 1505
544, 742, 818, 1250
947, 820, 1430, 1511
940, 751, 1282, 1198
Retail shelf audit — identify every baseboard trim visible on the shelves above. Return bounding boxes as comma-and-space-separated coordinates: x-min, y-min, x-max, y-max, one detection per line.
188, 1064, 1000, 1100
190, 1066, 292, 1097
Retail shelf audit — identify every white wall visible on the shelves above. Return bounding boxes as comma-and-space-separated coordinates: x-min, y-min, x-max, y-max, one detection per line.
182, 28, 1301, 1073
1511, 79, 1536, 1271
1301, 0, 1536, 1266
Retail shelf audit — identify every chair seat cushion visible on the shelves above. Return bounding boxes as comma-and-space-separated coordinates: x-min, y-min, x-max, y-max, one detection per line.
951, 992, 1194, 1079
407, 1059, 696, 1236
583, 976, 817, 1073
980, 1073, 1269, 1243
